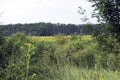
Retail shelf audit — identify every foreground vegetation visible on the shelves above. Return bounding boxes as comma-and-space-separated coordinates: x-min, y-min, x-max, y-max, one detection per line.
0, 33, 120, 80
0, 0, 119, 79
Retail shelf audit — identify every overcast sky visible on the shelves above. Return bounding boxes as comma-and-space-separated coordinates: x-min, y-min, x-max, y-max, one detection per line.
0, 0, 97, 24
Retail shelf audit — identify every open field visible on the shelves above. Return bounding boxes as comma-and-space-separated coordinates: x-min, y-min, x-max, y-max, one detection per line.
1, 33, 120, 80
27, 34, 120, 80
29, 35, 92, 42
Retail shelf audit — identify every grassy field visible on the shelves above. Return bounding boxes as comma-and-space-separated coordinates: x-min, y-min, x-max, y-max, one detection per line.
29, 35, 92, 42
27, 35, 120, 80
2, 33, 120, 80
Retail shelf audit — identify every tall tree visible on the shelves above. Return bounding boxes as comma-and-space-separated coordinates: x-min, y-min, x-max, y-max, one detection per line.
89, 0, 120, 42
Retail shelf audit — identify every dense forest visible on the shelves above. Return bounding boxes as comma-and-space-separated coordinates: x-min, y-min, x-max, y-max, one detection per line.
0, 22, 103, 36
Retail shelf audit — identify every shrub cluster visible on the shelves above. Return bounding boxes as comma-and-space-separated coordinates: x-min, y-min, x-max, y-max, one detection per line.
0, 32, 120, 80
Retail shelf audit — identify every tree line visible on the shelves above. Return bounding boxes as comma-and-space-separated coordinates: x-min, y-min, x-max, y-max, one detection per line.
0, 22, 103, 36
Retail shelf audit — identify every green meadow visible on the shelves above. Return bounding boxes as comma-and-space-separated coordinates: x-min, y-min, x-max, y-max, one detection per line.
0, 33, 120, 80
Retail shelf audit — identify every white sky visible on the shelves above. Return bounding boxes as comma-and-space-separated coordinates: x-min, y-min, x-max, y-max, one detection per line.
0, 0, 97, 25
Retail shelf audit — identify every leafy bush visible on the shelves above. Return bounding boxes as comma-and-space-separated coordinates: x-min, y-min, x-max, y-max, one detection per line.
95, 33, 120, 70
0, 32, 36, 80
0, 33, 120, 80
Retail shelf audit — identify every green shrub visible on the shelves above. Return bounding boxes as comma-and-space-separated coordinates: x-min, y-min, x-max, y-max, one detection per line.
95, 33, 120, 70
0, 32, 36, 80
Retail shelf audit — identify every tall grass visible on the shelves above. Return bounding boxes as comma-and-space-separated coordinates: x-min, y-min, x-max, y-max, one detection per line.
43, 64, 120, 80
1, 33, 120, 80
29, 34, 120, 80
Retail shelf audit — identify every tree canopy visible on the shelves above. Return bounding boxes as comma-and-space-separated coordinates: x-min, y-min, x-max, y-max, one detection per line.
0, 23, 102, 36
89, 0, 120, 41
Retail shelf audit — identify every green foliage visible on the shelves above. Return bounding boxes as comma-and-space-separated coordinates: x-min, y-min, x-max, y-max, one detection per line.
92, 32, 120, 70
0, 33, 120, 79
0, 31, 7, 69
43, 65, 120, 80
0, 31, 9, 79
54, 34, 68, 45
89, 0, 120, 71
0, 23, 103, 36
89, 0, 120, 42
0, 32, 36, 80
